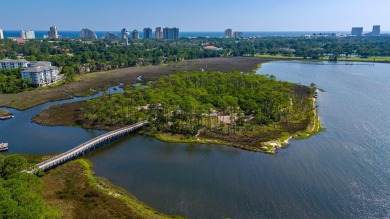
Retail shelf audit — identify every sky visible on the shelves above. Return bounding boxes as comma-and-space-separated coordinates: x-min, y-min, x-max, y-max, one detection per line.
0, 0, 389, 31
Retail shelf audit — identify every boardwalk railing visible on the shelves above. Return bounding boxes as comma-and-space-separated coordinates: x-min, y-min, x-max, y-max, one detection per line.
36, 120, 148, 172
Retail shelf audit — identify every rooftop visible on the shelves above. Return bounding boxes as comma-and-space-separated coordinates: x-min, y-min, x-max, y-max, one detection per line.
0, 59, 28, 63
22, 62, 57, 73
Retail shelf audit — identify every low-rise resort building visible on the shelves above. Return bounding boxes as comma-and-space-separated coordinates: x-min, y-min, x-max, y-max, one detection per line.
0, 59, 62, 87
0, 59, 29, 69
21, 61, 62, 87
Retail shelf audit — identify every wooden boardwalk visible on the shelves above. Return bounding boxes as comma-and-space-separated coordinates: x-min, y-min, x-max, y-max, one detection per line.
36, 120, 148, 172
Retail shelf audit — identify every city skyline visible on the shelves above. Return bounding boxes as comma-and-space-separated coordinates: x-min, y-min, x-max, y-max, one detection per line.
0, 0, 388, 31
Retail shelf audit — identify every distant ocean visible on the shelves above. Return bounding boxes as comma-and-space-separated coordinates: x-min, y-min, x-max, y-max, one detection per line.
3, 30, 353, 39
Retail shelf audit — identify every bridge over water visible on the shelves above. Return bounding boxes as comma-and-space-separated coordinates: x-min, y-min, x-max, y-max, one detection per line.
36, 120, 148, 172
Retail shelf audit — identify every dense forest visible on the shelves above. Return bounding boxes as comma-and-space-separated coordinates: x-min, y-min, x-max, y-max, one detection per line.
84, 71, 315, 150
1, 36, 390, 93
0, 154, 59, 218
0, 68, 32, 94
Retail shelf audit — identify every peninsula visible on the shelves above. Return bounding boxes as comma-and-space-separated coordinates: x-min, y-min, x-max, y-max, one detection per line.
32, 60, 321, 153
0, 109, 13, 120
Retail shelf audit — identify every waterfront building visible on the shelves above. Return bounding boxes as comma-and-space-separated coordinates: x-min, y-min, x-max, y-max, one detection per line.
143, 27, 152, 39
80, 28, 97, 39
132, 29, 140, 39
20, 30, 35, 39
48, 26, 58, 39
351, 27, 363, 36
155, 27, 163, 39
225, 29, 233, 38
0, 28, 4, 40
0, 59, 29, 69
105, 32, 118, 40
234, 31, 243, 38
163, 27, 179, 40
21, 61, 62, 87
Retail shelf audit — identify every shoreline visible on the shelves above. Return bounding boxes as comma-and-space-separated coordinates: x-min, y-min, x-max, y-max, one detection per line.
22, 154, 180, 218
142, 91, 322, 154
31, 74, 322, 154
76, 159, 183, 219
150, 100, 322, 154
256, 54, 390, 64
262, 92, 322, 152
0, 109, 14, 120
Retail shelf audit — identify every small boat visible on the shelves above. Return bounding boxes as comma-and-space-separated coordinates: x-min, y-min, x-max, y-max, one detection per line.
0, 143, 8, 152
0, 115, 13, 120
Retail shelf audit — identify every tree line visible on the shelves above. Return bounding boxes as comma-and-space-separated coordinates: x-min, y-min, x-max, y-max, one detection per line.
0, 154, 60, 218
1, 36, 389, 93
0, 68, 32, 94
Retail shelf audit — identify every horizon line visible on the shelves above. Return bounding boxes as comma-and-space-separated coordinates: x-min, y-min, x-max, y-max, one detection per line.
3, 29, 386, 32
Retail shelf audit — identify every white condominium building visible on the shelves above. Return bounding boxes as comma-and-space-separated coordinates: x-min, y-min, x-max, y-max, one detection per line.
21, 62, 62, 87
21, 30, 35, 39
0, 59, 30, 69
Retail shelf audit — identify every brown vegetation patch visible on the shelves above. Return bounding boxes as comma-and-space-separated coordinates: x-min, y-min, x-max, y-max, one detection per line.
32, 101, 123, 131
0, 109, 12, 117
0, 57, 270, 110
41, 161, 141, 219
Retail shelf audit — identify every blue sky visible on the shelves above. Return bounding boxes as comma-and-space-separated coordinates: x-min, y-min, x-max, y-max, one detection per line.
0, 0, 388, 31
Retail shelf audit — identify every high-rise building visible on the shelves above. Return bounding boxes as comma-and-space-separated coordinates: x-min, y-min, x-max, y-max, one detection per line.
132, 30, 140, 39
121, 28, 130, 45
105, 32, 118, 40
48, 26, 58, 39
0, 28, 4, 40
351, 27, 363, 36
143, 28, 152, 39
121, 28, 128, 40
80, 28, 97, 39
366, 25, 381, 36
372, 25, 381, 36
225, 29, 233, 38
155, 27, 163, 40
163, 27, 179, 40
20, 30, 35, 39
234, 31, 243, 38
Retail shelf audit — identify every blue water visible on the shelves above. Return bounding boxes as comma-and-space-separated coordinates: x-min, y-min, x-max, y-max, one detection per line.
85, 61, 390, 218
0, 85, 123, 154
3, 30, 351, 39
1, 61, 389, 218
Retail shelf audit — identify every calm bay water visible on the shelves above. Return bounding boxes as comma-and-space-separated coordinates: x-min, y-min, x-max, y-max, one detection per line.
1, 61, 389, 218
87, 61, 390, 218
0, 85, 123, 154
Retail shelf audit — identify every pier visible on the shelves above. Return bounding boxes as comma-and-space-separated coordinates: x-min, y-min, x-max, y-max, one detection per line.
36, 120, 148, 172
